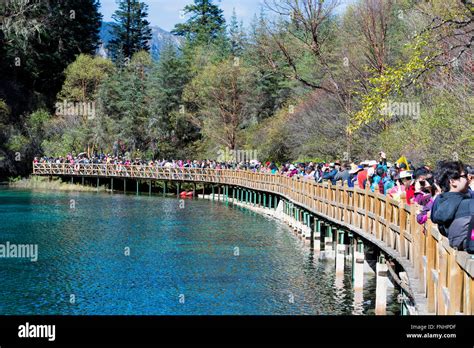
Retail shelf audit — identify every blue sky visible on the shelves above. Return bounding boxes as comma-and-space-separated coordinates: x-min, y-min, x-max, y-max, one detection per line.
99, 0, 355, 32
99, 0, 265, 31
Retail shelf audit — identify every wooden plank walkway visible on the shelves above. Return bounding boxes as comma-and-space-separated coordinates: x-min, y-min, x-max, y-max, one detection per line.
33, 163, 474, 315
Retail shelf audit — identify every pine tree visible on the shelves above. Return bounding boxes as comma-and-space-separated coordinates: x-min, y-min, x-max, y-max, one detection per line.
147, 41, 199, 158
229, 8, 246, 57
1, 0, 102, 111
0, 0, 102, 176
246, 12, 293, 121
171, 0, 226, 47
36, 0, 103, 101
98, 52, 151, 155
108, 0, 152, 63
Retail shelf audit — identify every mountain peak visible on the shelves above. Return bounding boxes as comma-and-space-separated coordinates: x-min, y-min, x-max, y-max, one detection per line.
98, 22, 182, 60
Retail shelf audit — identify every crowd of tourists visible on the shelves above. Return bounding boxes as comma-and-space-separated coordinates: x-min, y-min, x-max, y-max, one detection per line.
34, 151, 474, 253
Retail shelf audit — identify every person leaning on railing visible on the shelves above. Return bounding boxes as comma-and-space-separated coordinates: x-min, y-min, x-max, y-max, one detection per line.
431, 161, 473, 252
414, 167, 439, 225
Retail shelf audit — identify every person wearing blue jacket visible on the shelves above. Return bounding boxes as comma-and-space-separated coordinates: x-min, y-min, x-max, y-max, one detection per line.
322, 162, 339, 185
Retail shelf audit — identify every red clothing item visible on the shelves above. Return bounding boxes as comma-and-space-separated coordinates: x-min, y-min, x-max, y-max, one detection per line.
357, 170, 368, 189
406, 185, 415, 205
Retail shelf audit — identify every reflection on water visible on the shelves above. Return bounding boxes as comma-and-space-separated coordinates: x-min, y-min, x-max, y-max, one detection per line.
353, 289, 364, 315
0, 188, 400, 315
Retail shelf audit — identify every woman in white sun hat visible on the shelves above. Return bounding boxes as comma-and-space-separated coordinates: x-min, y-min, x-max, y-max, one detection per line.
387, 170, 415, 204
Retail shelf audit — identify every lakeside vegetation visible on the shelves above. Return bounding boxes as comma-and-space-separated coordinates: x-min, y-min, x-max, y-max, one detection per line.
9, 176, 106, 192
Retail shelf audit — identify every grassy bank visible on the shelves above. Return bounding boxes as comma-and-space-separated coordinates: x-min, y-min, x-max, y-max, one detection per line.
9, 176, 107, 192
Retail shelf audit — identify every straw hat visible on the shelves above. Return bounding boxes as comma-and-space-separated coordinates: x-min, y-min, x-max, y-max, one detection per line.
349, 164, 363, 174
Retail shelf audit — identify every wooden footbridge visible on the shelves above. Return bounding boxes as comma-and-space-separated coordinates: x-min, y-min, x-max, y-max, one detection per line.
32, 163, 474, 315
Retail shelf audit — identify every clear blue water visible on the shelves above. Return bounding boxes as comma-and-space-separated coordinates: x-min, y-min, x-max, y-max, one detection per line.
0, 188, 399, 315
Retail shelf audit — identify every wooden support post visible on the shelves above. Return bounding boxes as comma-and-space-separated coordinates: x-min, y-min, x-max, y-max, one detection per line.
426, 233, 436, 313
336, 230, 345, 274
299, 210, 305, 240
137, 180, 139, 195
124, 179, 126, 193
304, 213, 311, 244
164, 181, 167, 196
111, 178, 114, 192
218, 185, 221, 201
269, 194, 272, 210
177, 182, 181, 197
82, 177, 84, 186
263, 193, 266, 208
297, 209, 303, 238
302, 212, 307, 240
375, 254, 388, 315
193, 183, 196, 198
353, 239, 364, 289
149, 180, 151, 195
346, 232, 353, 260
97, 177, 99, 191
212, 185, 215, 201
71, 176, 73, 185
448, 249, 462, 315
314, 218, 321, 251
325, 224, 334, 256
291, 204, 295, 228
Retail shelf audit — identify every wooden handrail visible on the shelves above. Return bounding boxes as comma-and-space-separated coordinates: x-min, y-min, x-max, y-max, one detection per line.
32, 163, 473, 315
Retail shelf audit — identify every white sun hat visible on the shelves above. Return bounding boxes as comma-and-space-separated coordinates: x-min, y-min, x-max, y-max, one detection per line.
399, 171, 414, 179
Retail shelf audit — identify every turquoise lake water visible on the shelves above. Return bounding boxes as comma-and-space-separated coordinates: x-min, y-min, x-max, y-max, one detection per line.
0, 188, 400, 315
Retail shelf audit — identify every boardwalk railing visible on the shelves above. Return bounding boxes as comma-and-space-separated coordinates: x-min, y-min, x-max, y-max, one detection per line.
33, 163, 473, 315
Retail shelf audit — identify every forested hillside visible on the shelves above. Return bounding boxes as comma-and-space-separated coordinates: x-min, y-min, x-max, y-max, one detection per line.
0, 0, 472, 179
